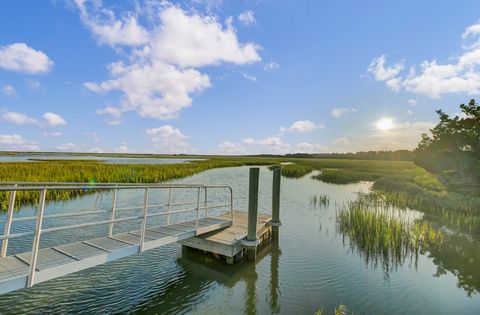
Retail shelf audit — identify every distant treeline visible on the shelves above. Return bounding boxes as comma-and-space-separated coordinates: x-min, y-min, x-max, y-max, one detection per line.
250, 150, 415, 161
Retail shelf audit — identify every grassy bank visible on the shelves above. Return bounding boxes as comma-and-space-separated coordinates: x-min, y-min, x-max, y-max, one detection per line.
282, 159, 480, 221
0, 157, 278, 210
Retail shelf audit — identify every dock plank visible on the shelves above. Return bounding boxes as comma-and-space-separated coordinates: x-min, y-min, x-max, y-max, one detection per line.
0, 215, 232, 295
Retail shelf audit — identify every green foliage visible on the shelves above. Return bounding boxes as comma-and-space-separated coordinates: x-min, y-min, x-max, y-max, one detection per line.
415, 99, 480, 195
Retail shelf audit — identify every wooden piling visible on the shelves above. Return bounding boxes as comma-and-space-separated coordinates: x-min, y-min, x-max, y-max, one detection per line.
271, 166, 282, 240
246, 167, 260, 260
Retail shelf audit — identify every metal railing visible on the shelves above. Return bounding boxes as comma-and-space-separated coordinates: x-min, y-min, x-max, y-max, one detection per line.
0, 182, 234, 287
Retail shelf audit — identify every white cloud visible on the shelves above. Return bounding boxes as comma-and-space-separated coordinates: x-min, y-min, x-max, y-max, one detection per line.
331, 107, 357, 118
1, 85, 15, 96
406, 110, 413, 115
334, 137, 350, 145
2, 111, 39, 125
113, 144, 135, 153
280, 120, 323, 132
238, 10, 256, 26
216, 141, 246, 155
0, 134, 39, 151
43, 131, 62, 137
145, 125, 196, 153
80, 3, 261, 121
43, 112, 67, 127
55, 143, 79, 152
0, 43, 53, 74
242, 136, 290, 154
408, 99, 417, 106
75, 0, 149, 46
241, 72, 257, 82
295, 142, 328, 153
368, 21, 480, 98
264, 61, 279, 71
149, 6, 260, 68
367, 55, 404, 91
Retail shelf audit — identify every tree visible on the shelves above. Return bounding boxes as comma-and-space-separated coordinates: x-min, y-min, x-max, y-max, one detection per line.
415, 99, 480, 191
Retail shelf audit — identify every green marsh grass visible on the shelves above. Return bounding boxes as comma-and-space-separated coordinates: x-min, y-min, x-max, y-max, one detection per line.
336, 196, 443, 276
309, 194, 330, 207
0, 158, 278, 210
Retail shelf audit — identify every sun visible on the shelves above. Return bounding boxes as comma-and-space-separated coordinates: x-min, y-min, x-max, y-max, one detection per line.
376, 117, 394, 131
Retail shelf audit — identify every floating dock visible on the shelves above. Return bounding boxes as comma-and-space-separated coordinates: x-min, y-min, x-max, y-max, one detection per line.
181, 211, 273, 264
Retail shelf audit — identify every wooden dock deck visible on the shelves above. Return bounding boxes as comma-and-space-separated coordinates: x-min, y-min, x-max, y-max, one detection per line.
180, 211, 272, 263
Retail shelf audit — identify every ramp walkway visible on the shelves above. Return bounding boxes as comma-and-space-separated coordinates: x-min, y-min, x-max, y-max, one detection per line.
0, 182, 233, 294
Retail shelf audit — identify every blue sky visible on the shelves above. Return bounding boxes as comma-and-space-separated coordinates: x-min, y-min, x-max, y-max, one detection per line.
1, 0, 480, 154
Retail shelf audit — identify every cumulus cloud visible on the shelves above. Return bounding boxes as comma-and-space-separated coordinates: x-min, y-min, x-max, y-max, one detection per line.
113, 144, 135, 153
75, 0, 149, 46
145, 125, 196, 153
2, 111, 39, 125
79, 2, 261, 121
0, 134, 39, 151
43, 112, 67, 127
0, 43, 53, 74
1, 110, 66, 127
216, 141, 246, 155
368, 21, 480, 98
408, 99, 417, 106
280, 120, 324, 132
1, 85, 15, 96
295, 142, 328, 153
331, 107, 357, 118
238, 10, 256, 26
55, 143, 79, 152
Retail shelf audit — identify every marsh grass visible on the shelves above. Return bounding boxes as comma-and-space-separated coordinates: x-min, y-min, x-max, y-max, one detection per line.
0, 158, 277, 210
309, 194, 330, 208
336, 196, 443, 276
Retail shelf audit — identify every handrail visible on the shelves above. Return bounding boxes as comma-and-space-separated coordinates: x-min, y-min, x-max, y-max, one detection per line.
0, 181, 234, 274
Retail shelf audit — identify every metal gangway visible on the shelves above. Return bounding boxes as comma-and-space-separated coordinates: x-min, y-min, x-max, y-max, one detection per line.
0, 182, 234, 295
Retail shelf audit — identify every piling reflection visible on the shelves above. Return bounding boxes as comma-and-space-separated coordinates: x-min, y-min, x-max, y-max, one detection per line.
166, 237, 282, 315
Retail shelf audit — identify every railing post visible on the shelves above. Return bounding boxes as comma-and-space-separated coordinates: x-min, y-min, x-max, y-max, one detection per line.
167, 187, 172, 225
108, 187, 118, 236
230, 187, 234, 224
270, 166, 282, 240
1, 184, 17, 257
139, 188, 149, 252
28, 189, 47, 288
204, 187, 208, 218
245, 167, 259, 261
196, 187, 200, 229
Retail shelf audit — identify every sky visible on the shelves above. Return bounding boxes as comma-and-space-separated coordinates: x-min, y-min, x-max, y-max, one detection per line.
1, 0, 480, 155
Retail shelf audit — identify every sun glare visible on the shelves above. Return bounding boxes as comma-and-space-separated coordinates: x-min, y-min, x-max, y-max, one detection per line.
376, 117, 394, 131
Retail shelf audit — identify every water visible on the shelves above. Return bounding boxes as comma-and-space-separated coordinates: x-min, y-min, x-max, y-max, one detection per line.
0, 154, 202, 164
0, 166, 479, 314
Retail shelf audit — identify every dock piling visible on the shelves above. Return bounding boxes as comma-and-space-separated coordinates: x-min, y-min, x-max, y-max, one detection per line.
270, 166, 282, 240
246, 167, 260, 260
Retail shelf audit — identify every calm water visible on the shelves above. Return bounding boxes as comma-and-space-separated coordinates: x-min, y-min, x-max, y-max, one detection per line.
0, 154, 202, 164
0, 166, 479, 314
